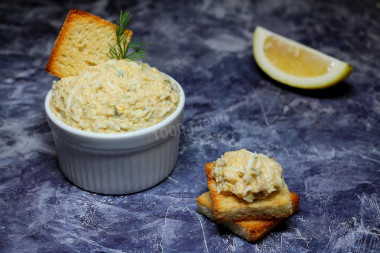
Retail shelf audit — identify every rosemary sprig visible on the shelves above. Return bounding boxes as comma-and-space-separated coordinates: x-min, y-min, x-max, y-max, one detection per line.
107, 10, 146, 60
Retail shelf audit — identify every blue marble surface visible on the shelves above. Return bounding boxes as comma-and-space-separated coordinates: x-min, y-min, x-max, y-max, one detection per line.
1, 0, 380, 252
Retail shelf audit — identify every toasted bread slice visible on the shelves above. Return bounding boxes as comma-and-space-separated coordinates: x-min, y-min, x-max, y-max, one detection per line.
45, 8, 132, 78
196, 191, 300, 242
205, 163, 293, 221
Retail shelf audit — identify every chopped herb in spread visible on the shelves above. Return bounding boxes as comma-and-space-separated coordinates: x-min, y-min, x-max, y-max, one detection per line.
118, 70, 125, 77
113, 105, 122, 117
165, 79, 175, 90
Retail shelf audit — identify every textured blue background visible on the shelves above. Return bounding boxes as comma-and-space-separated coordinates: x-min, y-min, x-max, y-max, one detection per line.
1, 0, 379, 252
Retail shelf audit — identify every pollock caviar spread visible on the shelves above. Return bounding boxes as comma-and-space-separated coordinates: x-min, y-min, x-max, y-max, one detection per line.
50, 59, 180, 133
212, 149, 285, 202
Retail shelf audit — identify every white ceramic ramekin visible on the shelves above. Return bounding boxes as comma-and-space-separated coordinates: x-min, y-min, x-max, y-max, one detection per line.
45, 75, 185, 195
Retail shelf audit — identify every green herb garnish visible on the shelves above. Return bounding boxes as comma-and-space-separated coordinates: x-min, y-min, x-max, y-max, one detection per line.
117, 70, 125, 77
251, 167, 261, 175
165, 79, 174, 90
113, 105, 122, 117
108, 10, 146, 60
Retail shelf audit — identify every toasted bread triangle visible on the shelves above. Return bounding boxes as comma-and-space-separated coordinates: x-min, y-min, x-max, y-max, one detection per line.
196, 191, 300, 242
45, 8, 132, 78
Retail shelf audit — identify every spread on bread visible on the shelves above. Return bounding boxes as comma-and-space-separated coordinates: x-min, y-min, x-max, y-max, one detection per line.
212, 149, 284, 202
197, 151, 299, 242
49, 59, 180, 133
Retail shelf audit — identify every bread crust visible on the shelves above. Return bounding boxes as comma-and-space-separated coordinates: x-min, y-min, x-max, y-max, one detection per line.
205, 162, 293, 221
196, 191, 300, 242
45, 8, 132, 78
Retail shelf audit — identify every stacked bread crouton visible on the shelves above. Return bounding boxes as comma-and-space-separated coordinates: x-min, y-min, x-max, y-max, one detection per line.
197, 152, 300, 242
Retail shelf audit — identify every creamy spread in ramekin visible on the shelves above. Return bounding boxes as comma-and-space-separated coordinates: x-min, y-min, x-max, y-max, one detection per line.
50, 59, 180, 133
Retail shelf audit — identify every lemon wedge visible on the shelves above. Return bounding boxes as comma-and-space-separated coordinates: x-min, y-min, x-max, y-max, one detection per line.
253, 26, 353, 89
